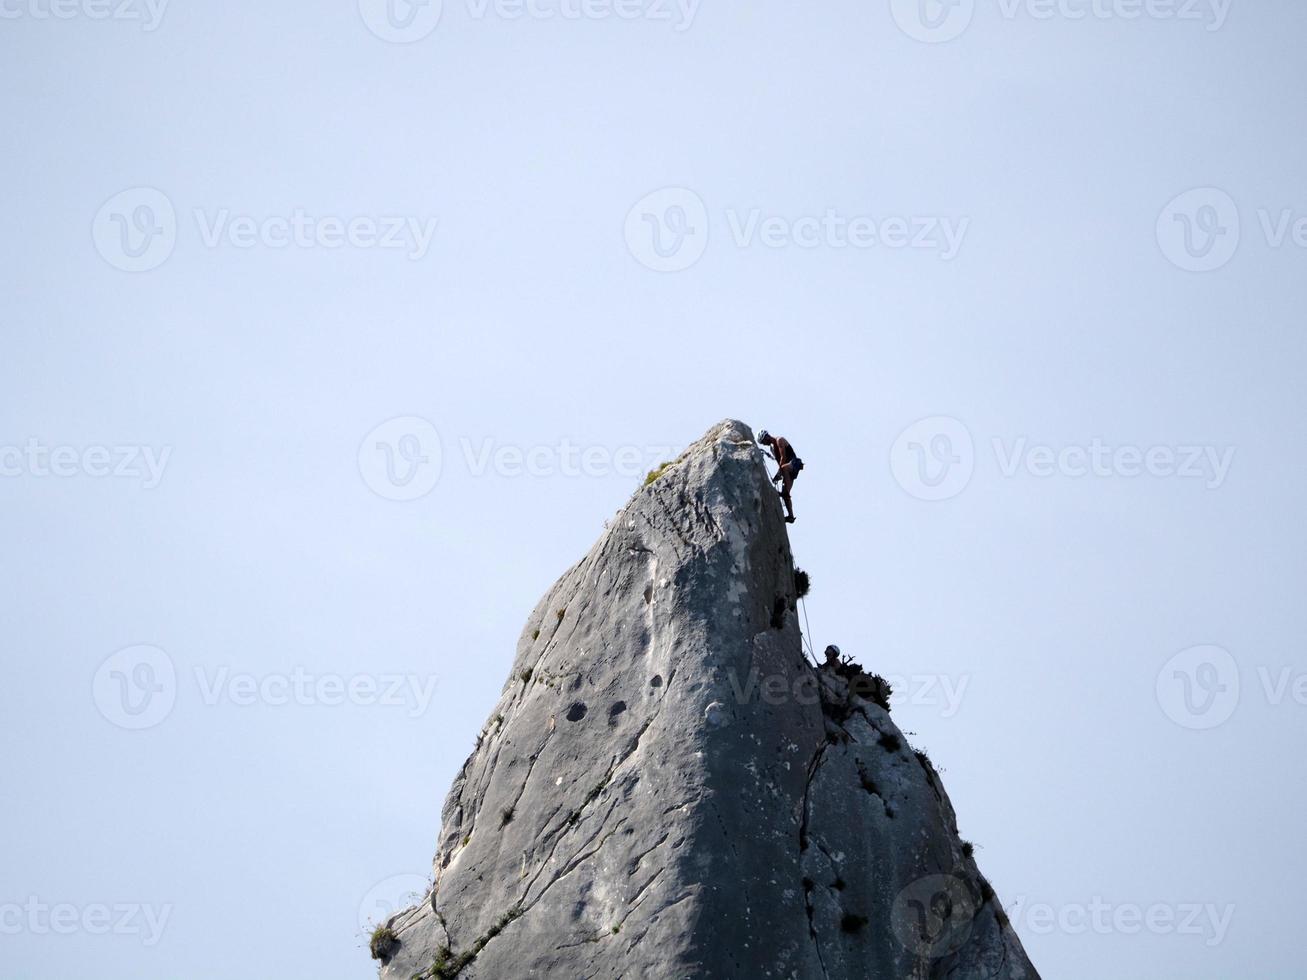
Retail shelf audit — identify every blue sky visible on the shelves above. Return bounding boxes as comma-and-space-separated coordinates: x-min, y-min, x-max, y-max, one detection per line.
3, 1, 1305, 977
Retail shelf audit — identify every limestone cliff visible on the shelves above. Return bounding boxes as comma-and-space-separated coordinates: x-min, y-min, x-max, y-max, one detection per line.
372, 420, 1038, 980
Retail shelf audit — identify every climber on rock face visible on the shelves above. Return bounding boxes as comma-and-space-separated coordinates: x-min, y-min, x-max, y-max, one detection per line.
823, 644, 841, 668
757, 430, 802, 523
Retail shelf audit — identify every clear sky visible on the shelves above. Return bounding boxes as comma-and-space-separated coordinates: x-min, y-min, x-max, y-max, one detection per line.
3, 2, 1305, 978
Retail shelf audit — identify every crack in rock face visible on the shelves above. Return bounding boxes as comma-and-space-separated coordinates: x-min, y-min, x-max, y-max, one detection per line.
373, 419, 1040, 980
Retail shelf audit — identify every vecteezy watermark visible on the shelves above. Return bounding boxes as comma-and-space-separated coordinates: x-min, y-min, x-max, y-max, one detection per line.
889, 0, 976, 43
359, 417, 444, 502
93, 645, 440, 729
0, 0, 169, 30
0, 439, 172, 489
889, 417, 976, 502
1157, 187, 1307, 272
458, 437, 681, 479
1156, 645, 1307, 730
92, 188, 177, 273
0, 898, 173, 947
995, 0, 1230, 30
723, 209, 968, 259
194, 666, 438, 717
192, 209, 437, 260
358, 416, 683, 500
624, 188, 710, 273
359, 0, 698, 41
1004, 895, 1234, 947
93, 188, 438, 271
359, 874, 431, 932
624, 188, 968, 272
891, 874, 978, 958
1156, 645, 1239, 729
1156, 188, 1240, 272
464, 0, 700, 30
991, 437, 1235, 488
358, 0, 443, 42
93, 645, 178, 730
723, 668, 969, 717
890, 0, 1231, 43
890, 417, 1236, 501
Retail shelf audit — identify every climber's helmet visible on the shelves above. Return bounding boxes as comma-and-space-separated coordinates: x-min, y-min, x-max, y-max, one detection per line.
757, 429, 771, 444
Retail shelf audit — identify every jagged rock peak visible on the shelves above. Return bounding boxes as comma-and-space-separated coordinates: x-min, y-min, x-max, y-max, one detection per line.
374, 419, 1038, 980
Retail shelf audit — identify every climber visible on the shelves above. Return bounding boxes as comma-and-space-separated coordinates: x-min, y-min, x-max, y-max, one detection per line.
823, 644, 841, 669
757, 430, 803, 523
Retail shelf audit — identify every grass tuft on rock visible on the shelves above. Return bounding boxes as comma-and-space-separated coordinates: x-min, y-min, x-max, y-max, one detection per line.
370, 924, 398, 962
425, 906, 524, 979
643, 460, 674, 486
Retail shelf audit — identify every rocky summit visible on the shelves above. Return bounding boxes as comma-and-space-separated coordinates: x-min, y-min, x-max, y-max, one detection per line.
372, 420, 1038, 980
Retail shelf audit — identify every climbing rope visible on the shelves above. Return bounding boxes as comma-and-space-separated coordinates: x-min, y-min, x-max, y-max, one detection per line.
762, 440, 816, 663
798, 594, 818, 666
763, 441, 810, 663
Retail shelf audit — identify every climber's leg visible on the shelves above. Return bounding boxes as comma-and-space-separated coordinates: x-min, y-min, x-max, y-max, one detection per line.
779, 469, 796, 522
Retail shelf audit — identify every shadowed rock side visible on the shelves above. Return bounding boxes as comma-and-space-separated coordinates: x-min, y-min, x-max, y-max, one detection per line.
376, 420, 1038, 980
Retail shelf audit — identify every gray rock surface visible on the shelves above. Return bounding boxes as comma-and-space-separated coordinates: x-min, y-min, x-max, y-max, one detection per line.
375, 420, 1039, 980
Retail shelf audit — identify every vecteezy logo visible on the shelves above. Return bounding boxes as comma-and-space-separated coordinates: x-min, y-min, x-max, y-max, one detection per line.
890, 416, 975, 501
624, 187, 709, 273
1156, 644, 1240, 730
359, 873, 430, 932
1156, 188, 1240, 272
890, 0, 976, 43
93, 645, 177, 730
92, 188, 177, 273
358, 0, 442, 42
358, 416, 443, 501
891, 874, 977, 958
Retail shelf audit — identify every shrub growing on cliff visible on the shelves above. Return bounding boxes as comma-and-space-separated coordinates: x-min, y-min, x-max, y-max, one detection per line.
793, 567, 811, 598
644, 461, 673, 486
826, 653, 893, 713
369, 924, 398, 961
856, 672, 892, 712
